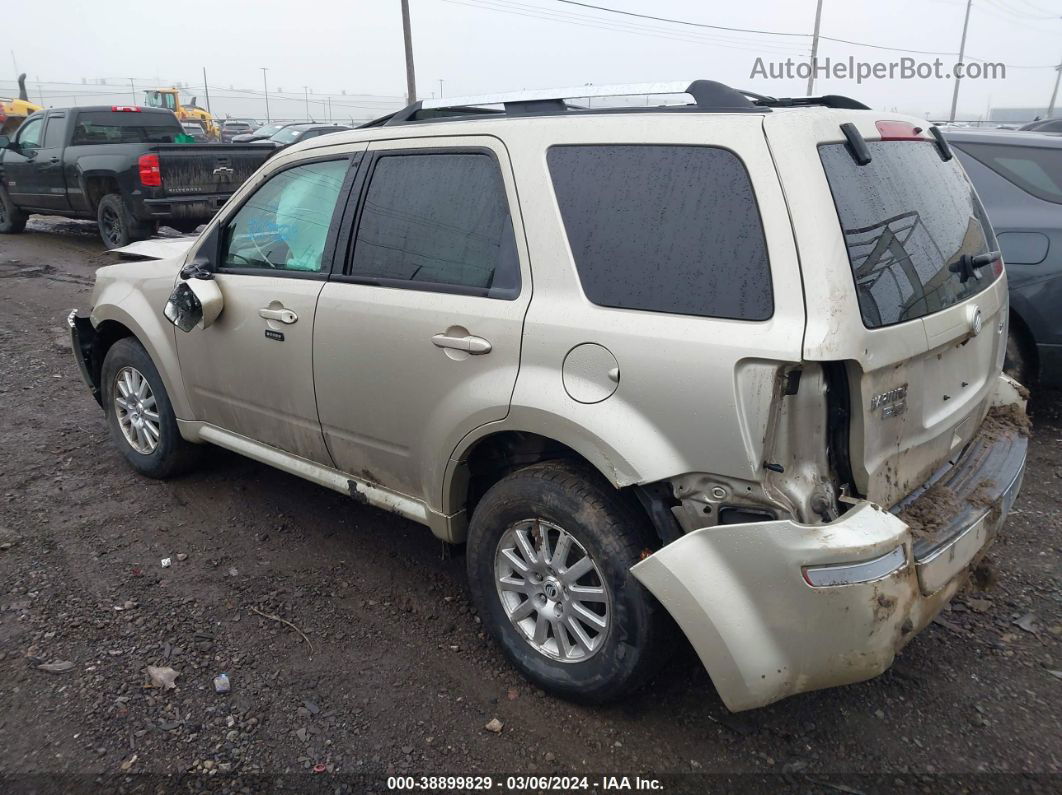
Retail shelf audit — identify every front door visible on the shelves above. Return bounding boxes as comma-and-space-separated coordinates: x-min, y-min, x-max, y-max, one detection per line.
313, 137, 531, 504
3, 114, 44, 208
34, 111, 70, 211
175, 152, 362, 463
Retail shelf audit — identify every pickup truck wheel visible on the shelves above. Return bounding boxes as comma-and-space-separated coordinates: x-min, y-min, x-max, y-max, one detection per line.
466, 460, 671, 703
97, 193, 154, 249
0, 185, 28, 234
101, 338, 201, 478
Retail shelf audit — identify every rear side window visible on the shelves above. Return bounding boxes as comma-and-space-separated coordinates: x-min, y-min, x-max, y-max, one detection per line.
71, 111, 181, 145
349, 152, 520, 298
43, 114, 66, 148
547, 145, 773, 321
820, 141, 998, 329
952, 142, 1062, 204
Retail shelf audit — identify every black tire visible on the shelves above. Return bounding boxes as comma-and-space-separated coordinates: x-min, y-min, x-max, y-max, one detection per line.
0, 184, 28, 234
466, 460, 671, 703
1004, 323, 1035, 386
101, 337, 201, 478
97, 193, 155, 249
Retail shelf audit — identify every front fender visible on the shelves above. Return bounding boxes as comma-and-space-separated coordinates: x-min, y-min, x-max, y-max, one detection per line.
90, 264, 191, 419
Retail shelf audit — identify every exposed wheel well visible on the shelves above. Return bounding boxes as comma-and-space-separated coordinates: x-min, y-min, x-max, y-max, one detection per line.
455, 431, 679, 547
85, 176, 121, 214
88, 320, 136, 391
1008, 309, 1038, 383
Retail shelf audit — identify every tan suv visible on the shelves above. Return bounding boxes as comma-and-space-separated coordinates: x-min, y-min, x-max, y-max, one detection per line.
69, 81, 1029, 711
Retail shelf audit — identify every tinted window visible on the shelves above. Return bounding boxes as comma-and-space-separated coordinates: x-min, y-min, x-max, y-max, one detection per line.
820, 141, 998, 329
16, 116, 43, 148
952, 142, 1062, 204
71, 111, 181, 144
349, 152, 519, 297
547, 145, 773, 321
221, 159, 349, 273
43, 114, 66, 148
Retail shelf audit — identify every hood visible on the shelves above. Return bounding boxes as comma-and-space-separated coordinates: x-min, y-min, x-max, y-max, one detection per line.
110, 236, 198, 261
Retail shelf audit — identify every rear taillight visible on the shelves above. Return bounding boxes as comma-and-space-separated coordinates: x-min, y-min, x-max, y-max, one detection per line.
992, 257, 1004, 277
875, 120, 927, 141
138, 154, 162, 187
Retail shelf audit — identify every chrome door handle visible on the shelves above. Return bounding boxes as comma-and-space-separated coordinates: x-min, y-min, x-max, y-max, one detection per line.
258, 307, 298, 324
431, 332, 492, 355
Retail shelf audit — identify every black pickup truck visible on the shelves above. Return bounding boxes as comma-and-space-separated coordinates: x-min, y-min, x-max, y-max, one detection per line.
0, 106, 271, 247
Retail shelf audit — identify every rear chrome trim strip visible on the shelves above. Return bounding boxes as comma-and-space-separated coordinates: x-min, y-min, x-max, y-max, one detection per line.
802, 545, 907, 587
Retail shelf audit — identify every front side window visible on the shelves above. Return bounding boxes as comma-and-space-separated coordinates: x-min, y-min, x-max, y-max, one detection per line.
16, 116, 43, 149
220, 159, 349, 273
547, 145, 773, 321
349, 152, 520, 297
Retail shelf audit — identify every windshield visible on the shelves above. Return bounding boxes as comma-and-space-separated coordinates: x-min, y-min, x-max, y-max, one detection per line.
271, 127, 305, 144
253, 125, 282, 137
819, 140, 999, 329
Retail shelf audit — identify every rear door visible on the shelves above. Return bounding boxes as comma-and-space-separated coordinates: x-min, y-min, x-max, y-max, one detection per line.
766, 114, 1008, 508
313, 136, 530, 503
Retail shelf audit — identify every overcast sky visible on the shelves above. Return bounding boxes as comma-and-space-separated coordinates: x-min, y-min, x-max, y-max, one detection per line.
3, 0, 1061, 120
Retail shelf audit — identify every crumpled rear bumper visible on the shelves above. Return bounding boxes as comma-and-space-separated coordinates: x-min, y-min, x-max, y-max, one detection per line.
631, 376, 1027, 712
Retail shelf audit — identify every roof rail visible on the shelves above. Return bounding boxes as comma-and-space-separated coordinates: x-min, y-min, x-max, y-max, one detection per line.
359, 80, 869, 128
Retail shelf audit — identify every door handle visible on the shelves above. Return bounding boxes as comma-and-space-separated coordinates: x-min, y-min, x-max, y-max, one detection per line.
431, 332, 492, 355
258, 307, 298, 324
48, 157, 60, 163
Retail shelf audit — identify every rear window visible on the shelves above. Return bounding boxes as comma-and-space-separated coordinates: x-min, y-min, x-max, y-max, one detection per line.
819, 141, 998, 329
547, 145, 773, 321
72, 111, 181, 145
951, 141, 1062, 204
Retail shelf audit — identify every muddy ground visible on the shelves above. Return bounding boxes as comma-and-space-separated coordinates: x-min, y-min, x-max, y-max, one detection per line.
0, 219, 1059, 792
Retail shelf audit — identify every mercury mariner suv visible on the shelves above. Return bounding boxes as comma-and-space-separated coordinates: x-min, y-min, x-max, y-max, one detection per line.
69, 80, 1029, 711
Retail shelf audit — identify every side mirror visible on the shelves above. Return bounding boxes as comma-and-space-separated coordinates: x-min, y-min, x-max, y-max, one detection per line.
164, 277, 224, 331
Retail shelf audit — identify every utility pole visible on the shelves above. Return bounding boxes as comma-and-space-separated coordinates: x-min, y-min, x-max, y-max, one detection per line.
1049, 58, 1062, 117
328, 95, 333, 122
304, 86, 310, 120
806, 0, 824, 96
260, 67, 270, 123
949, 0, 974, 123
439, 78, 444, 98
401, 0, 417, 105
129, 77, 136, 105
202, 67, 212, 114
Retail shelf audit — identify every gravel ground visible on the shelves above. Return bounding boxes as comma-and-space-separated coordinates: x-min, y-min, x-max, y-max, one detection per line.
0, 219, 1060, 792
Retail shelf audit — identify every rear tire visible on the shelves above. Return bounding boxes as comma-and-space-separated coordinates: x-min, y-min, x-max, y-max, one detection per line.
0, 184, 28, 234
101, 337, 201, 478
466, 460, 672, 703
97, 193, 155, 249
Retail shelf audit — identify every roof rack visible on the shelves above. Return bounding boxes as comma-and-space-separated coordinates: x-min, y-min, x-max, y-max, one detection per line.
360, 80, 870, 128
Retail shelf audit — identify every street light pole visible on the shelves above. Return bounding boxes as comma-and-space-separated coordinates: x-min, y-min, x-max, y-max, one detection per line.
401, 0, 417, 105
128, 77, 136, 105
260, 67, 270, 123
1049, 59, 1062, 118
806, 0, 824, 97
304, 86, 310, 120
949, 0, 973, 123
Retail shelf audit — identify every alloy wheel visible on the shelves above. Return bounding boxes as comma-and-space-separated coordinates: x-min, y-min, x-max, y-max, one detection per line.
494, 519, 611, 662
113, 366, 160, 454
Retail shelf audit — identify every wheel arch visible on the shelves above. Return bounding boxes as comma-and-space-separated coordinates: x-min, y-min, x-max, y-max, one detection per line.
1007, 307, 1039, 384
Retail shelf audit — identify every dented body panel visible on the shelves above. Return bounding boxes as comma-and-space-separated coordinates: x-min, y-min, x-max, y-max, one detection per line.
632, 375, 1027, 712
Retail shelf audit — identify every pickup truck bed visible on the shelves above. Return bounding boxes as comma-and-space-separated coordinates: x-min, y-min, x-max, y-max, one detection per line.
0, 105, 271, 247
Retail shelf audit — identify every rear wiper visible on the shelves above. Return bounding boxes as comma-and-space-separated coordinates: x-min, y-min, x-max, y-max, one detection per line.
949, 250, 1000, 283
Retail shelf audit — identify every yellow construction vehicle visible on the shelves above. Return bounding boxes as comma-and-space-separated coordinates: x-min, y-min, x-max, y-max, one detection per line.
1, 74, 43, 136
143, 88, 219, 140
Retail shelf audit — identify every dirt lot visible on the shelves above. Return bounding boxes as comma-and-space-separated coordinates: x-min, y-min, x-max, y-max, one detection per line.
0, 219, 1060, 791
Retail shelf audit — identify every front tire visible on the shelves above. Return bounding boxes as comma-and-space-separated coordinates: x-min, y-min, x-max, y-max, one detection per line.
101, 337, 200, 478
97, 193, 155, 249
0, 184, 28, 234
466, 460, 671, 703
